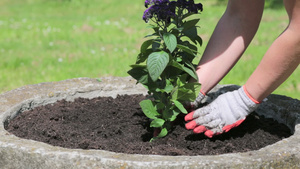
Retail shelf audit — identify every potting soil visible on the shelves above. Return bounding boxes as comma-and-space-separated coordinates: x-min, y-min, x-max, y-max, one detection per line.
6, 94, 292, 156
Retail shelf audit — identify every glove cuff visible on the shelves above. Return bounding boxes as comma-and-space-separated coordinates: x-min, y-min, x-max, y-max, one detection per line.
242, 86, 261, 104
236, 86, 259, 115
194, 91, 205, 104
200, 89, 206, 96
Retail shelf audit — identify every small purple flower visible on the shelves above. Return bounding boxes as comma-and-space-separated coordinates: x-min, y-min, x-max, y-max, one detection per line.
177, 0, 188, 8
143, 9, 150, 22
145, 0, 151, 8
187, 1, 203, 13
143, 0, 203, 23
145, 0, 170, 8
176, 0, 203, 13
143, 2, 175, 23
168, 1, 177, 14
153, 0, 169, 4
195, 3, 203, 12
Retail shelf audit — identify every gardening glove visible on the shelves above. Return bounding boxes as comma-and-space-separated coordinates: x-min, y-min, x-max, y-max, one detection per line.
185, 86, 261, 138
185, 90, 206, 111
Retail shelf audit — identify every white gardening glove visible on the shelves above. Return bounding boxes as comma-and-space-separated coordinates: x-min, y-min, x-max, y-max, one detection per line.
185, 90, 205, 111
185, 86, 261, 138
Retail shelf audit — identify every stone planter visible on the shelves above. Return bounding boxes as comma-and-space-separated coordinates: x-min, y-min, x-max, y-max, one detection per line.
0, 77, 299, 169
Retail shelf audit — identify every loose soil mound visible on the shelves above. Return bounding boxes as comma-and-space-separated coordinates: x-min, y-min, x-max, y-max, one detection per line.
6, 94, 292, 156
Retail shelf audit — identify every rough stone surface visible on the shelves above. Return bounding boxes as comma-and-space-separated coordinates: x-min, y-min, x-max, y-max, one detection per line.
0, 77, 299, 169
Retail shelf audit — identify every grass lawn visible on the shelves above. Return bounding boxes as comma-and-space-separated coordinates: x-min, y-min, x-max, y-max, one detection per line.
0, 0, 299, 99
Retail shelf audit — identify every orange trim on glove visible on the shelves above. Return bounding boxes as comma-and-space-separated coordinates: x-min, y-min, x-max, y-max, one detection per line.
242, 86, 261, 104
200, 89, 206, 96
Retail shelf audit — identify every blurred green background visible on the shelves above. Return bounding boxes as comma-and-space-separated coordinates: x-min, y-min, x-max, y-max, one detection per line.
0, 0, 299, 99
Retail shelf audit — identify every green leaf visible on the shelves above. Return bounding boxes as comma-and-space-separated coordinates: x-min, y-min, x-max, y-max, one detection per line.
182, 83, 201, 101
182, 27, 198, 43
177, 44, 197, 56
147, 51, 169, 82
127, 65, 149, 85
155, 79, 174, 93
136, 49, 152, 64
178, 74, 189, 85
183, 61, 198, 81
172, 27, 183, 34
156, 102, 165, 110
145, 33, 158, 38
157, 128, 168, 138
164, 79, 174, 93
139, 100, 160, 120
150, 127, 168, 142
141, 39, 154, 53
163, 33, 177, 53
182, 12, 197, 20
184, 60, 196, 70
170, 109, 180, 121
172, 82, 201, 101
152, 39, 161, 51
163, 66, 183, 80
172, 100, 188, 114
150, 118, 165, 128
169, 60, 198, 80
182, 66, 198, 81
195, 35, 203, 46
182, 19, 200, 31
182, 27, 201, 45
150, 25, 160, 33
162, 109, 179, 122
176, 57, 182, 62
185, 41, 198, 52
128, 66, 157, 91
129, 64, 147, 68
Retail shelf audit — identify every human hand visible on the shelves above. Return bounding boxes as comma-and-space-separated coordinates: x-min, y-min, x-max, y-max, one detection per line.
185, 86, 260, 138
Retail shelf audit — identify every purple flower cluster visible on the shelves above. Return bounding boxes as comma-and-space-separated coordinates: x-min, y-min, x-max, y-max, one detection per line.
176, 0, 203, 13
143, 0, 203, 23
143, 2, 175, 23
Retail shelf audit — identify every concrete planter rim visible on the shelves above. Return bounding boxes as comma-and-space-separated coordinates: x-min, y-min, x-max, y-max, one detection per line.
0, 77, 299, 168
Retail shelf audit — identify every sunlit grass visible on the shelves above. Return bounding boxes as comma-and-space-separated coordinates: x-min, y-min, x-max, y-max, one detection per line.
0, 0, 299, 99
0, 0, 145, 92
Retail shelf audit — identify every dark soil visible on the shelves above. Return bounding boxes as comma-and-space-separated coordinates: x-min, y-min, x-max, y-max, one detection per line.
6, 94, 292, 156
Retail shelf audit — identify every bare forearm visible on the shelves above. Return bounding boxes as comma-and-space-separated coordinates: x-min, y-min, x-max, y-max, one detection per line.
245, 0, 300, 101
245, 29, 300, 101
196, 0, 264, 93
